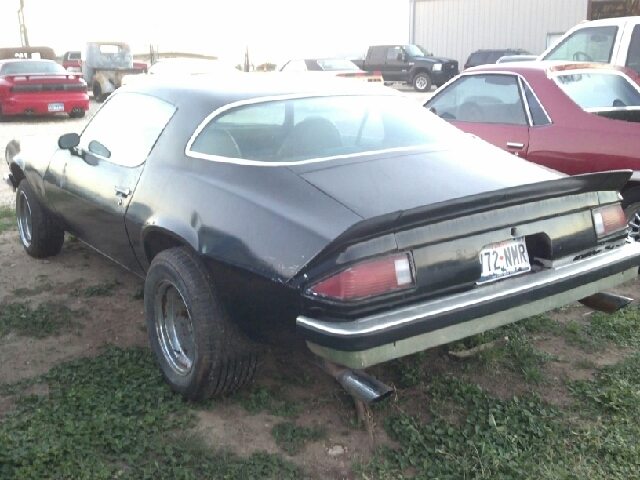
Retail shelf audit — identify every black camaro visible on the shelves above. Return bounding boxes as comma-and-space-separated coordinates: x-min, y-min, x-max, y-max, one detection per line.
4, 74, 640, 403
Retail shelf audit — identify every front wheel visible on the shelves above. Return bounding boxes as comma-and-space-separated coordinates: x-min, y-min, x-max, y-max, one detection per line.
145, 247, 259, 401
623, 188, 640, 242
412, 72, 432, 92
15, 180, 65, 258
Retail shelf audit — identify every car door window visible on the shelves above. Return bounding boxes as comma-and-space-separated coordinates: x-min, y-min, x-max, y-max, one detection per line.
427, 74, 527, 125
79, 92, 176, 167
544, 25, 618, 62
387, 47, 402, 61
625, 25, 640, 75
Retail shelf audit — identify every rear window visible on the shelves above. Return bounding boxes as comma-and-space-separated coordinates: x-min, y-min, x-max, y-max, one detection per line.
552, 72, 640, 109
188, 95, 464, 163
0, 61, 67, 75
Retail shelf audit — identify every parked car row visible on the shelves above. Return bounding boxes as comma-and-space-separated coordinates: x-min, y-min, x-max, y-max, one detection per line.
4, 71, 640, 404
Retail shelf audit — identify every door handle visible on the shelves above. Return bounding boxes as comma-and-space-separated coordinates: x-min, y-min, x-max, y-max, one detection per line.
506, 142, 525, 149
115, 186, 131, 198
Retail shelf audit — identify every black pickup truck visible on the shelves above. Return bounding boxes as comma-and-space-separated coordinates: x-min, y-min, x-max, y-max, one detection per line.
352, 45, 459, 92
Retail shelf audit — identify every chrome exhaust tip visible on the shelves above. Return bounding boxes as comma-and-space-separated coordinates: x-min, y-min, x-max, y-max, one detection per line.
579, 292, 633, 313
336, 370, 393, 404
311, 354, 393, 404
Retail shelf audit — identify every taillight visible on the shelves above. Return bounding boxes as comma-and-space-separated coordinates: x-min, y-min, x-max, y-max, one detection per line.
308, 254, 414, 301
592, 204, 627, 238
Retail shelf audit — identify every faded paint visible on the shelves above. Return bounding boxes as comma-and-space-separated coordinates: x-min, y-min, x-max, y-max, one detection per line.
412, 0, 589, 67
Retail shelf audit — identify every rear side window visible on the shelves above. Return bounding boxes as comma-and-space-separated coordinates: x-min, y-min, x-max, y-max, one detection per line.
79, 92, 176, 167
427, 74, 527, 125
553, 72, 640, 109
522, 82, 551, 126
466, 52, 488, 67
626, 25, 640, 74
544, 25, 618, 63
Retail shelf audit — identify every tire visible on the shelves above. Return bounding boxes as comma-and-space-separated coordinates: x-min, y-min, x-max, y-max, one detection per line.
93, 83, 105, 103
412, 72, 432, 92
15, 180, 65, 258
0, 105, 7, 122
622, 187, 640, 242
145, 247, 259, 401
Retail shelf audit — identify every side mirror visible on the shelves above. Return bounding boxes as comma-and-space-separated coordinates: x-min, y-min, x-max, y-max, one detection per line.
58, 133, 80, 150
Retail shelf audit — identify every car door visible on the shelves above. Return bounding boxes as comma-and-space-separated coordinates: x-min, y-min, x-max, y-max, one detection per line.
425, 73, 531, 158
44, 91, 176, 273
384, 46, 406, 81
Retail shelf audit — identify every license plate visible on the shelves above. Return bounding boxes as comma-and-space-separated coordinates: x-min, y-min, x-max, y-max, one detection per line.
478, 237, 531, 284
48, 103, 64, 112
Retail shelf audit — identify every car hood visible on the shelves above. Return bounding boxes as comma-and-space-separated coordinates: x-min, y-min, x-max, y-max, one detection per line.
413, 56, 456, 64
288, 140, 561, 220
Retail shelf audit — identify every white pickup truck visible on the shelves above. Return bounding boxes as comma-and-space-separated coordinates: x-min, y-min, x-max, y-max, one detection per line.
538, 16, 640, 75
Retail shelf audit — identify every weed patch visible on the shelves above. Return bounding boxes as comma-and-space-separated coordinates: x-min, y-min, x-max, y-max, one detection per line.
239, 386, 305, 417
0, 205, 15, 234
564, 305, 640, 351
271, 421, 326, 455
71, 280, 121, 297
0, 302, 81, 338
0, 345, 304, 480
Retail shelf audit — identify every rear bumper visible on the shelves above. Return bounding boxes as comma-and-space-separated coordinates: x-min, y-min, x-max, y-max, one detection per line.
1, 92, 89, 116
297, 241, 640, 369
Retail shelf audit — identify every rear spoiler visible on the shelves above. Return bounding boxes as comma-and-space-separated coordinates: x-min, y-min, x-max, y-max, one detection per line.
6, 73, 83, 82
295, 170, 631, 278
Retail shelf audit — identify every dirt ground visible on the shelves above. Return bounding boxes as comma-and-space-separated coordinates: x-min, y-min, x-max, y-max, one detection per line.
1, 94, 638, 479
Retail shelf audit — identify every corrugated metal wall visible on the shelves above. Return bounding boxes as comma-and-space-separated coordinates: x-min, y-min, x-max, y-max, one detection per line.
413, 0, 589, 66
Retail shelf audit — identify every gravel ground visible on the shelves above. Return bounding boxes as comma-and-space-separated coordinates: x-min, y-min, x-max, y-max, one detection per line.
1, 87, 432, 208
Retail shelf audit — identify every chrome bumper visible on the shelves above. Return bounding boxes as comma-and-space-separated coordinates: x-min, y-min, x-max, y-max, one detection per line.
297, 241, 640, 369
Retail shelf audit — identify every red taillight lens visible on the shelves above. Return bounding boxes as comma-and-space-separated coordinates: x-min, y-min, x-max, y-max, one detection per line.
309, 254, 414, 301
592, 204, 627, 238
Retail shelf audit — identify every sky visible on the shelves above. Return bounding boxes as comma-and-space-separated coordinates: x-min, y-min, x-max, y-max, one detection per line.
0, 0, 410, 66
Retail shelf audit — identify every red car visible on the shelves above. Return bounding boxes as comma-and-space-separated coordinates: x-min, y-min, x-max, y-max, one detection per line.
425, 61, 640, 236
0, 59, 89, 119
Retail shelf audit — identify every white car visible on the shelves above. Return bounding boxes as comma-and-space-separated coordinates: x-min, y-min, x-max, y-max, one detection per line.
121, 58, 241, 87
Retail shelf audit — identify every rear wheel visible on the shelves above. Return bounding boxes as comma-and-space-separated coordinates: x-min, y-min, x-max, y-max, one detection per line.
15, 180, 65, 258
93, 83, 105, 103
145, 247, 260, 401
412, 72, 432, 92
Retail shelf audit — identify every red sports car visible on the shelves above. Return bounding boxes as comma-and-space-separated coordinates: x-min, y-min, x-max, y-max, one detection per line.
0, 59, 89, 119
424, 61, 640, 237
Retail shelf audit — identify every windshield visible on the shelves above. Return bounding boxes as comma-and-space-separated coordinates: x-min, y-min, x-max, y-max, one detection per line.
0, 60, 67, 75
405, 45, 433, 57
189, 95, 465, 163
316, 59, 360, 71
553, 72, 640, 109
544, 25, 618, 63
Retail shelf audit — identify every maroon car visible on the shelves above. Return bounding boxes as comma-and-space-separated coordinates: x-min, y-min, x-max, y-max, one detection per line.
424, 61, 640, 237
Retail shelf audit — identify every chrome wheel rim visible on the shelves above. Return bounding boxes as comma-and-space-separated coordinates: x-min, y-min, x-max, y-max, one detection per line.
154, 281, 195, 376
627, 210, 640, 242
415, 76, 428, 90
17, 190, 32, 248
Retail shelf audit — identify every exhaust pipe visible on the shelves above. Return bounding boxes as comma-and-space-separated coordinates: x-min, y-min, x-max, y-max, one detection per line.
579, 292, 633, 313
24, 109, 35, 115
311, 354, 393, 404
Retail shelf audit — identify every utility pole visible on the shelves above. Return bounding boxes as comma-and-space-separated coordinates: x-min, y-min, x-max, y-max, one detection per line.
18, 0, 30, 47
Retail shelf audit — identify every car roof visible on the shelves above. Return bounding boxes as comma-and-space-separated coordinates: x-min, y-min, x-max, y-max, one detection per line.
124, 71, 400, 107
571, 16, 640, 27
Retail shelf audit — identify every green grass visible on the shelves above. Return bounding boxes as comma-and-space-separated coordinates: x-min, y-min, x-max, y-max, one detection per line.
0, 302, 81, 339
0, 345, 305, 480
271, 421, 326, 455
71, 280, 122, 297
238, 385, 305, 417
0, 205, 16, 234
562, 305, 640, 351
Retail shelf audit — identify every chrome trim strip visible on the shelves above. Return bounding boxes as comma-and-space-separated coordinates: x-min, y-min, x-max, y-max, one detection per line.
506, 142, 525, 149
297, 241, 640, 337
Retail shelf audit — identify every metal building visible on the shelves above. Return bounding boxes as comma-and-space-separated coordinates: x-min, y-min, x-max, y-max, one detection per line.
409, 0, 634, 67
